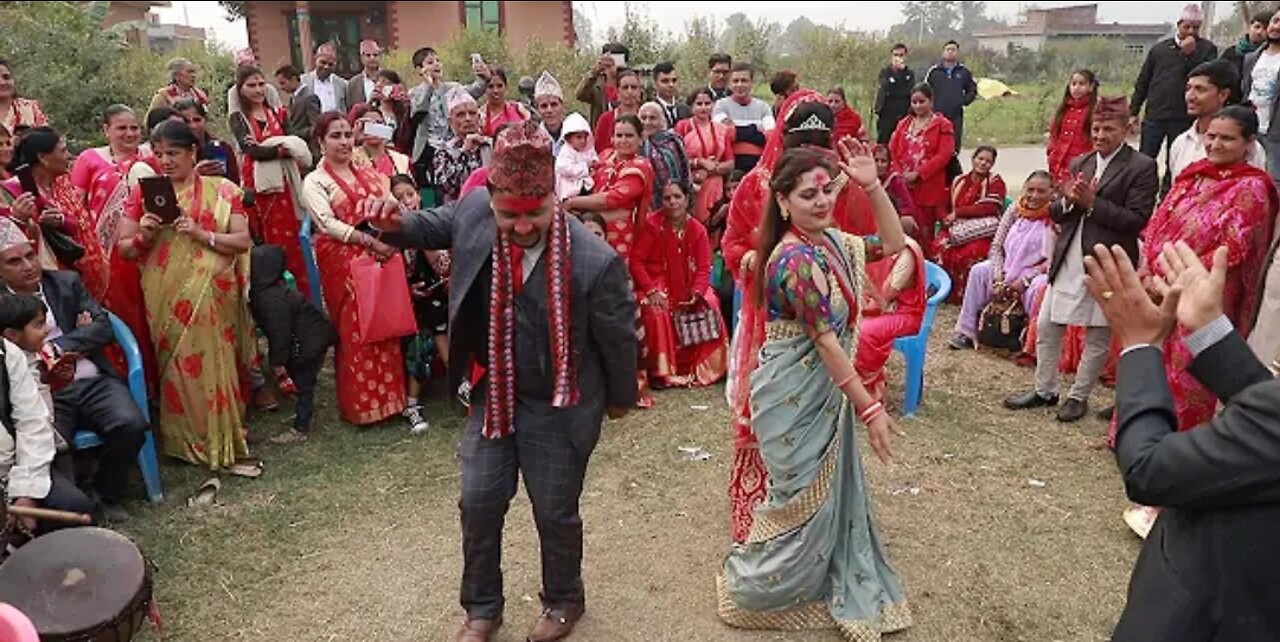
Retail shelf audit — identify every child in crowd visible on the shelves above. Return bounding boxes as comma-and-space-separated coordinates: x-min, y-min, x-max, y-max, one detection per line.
392, 174, 449, 436
0, 294, 79, 414
577, 211, 608, 240
0, 294, 71, 453
555, 113, 597, 202
248, 245, 337, 444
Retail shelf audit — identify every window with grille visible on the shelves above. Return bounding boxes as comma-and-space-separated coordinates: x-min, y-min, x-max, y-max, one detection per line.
463, 1, 501, 33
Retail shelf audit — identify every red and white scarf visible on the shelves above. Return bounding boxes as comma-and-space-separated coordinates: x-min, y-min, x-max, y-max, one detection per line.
484, 208, 576, 438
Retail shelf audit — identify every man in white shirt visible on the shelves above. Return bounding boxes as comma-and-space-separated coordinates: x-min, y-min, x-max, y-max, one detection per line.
302, 42, 348, 114
1244, 11, 1280, 189
1, 332, 95, 536
1170, 60, 1267, 177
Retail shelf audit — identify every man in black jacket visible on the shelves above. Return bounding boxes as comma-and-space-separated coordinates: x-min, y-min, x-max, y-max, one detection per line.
0, 226, 145, 519
875, 43, 915, 144
923, 40, 977, 148
1131, 4, 1218, 192
1084, 241, 1280, 642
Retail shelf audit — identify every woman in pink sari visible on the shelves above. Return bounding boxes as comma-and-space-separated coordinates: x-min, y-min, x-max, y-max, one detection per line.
682, 88, 734, 223
68, 105, 158, 389
856, 237, 926, 401
1141, 106, 1277, 431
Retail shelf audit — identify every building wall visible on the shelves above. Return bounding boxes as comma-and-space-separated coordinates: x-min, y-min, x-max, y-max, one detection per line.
248, 1, 572, 73
975, 34, 1047, 52
503, 1, 572, 51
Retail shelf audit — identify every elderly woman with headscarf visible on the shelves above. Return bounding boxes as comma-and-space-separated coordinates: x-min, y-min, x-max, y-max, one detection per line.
720, 89, 880, 544
150, 57, 209, 111
637, 101, 691, 211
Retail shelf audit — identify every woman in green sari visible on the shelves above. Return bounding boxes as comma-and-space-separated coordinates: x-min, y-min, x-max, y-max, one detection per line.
118, 120, 259, 476
718, 143, 911, 640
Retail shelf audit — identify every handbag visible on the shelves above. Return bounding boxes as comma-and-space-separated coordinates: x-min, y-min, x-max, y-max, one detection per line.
945, 216, 1001, 246
40, 224, 86, 266
672, 299, 722, 349
977, 292, 1028, 352
350, 253, 418, 345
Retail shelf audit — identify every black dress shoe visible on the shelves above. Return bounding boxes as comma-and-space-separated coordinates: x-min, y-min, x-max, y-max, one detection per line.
1004, 390, 1060, 410
1057, 398, 1089, 423
948, 334, 974, 350
1096, 405, 1115, 421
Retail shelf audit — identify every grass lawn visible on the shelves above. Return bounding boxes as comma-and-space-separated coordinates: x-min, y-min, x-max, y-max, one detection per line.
965, 83, 1132, 147
114, 306, 1139, 641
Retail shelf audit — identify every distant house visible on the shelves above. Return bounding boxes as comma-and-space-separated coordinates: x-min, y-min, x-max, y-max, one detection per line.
145, 13, 207, 55
241, 1, 576, 76
973, 4, 1170, 54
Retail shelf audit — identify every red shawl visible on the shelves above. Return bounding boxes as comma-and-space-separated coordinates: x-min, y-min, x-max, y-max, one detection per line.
951, 171, 1007, 219
832, 105, 865, 145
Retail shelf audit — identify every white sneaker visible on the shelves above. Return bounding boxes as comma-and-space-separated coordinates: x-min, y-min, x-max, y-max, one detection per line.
405, 405, 430, 436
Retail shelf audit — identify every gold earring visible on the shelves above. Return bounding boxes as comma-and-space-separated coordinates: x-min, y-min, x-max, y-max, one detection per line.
780, 205, 791, 221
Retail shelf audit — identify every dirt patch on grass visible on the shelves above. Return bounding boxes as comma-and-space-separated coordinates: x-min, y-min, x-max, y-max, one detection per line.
120, 307, 1138, 641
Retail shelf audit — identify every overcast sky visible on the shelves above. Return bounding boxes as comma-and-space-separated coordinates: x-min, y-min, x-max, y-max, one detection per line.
158, 1, 1197, 50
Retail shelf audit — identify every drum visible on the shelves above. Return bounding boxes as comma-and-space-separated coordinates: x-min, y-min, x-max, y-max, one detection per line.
0, 527, 152, 641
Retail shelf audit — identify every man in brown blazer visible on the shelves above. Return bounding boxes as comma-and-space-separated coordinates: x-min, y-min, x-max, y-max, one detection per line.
346, 39, 382, 109
1006, 96, 1158, 423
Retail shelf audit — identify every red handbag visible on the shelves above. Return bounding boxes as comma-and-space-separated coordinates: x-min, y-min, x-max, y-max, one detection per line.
350, 253, 419, 345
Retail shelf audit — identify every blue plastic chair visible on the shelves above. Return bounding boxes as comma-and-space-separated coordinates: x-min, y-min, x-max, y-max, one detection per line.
72, 313, 163, 503
299, 216, 324, 306
892, 261, 952, 418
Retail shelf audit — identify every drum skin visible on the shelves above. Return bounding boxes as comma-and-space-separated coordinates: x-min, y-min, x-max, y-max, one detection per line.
0, 527, 151, 641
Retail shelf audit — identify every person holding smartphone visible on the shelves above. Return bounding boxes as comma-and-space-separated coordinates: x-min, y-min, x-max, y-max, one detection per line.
172, 98, 240, 185
116, 120, 261, 478
1, 127, 84, 273
350, 103, 411, 178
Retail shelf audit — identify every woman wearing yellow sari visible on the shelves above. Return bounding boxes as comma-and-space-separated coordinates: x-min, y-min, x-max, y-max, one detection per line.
118, 120, 259, 476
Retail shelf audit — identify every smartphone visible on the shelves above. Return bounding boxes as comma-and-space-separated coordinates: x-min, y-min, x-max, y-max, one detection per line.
470, 53, 484, 66
609, 53, 627, 68
138, 176, 181, 224
206, 144, 229, 166
364, 122, 395, 141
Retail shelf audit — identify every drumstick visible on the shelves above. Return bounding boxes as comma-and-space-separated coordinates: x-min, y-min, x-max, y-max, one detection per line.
6, 505, 93, 525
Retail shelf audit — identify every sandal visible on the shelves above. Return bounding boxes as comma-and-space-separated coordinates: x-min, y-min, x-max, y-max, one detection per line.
187, 478, 221, 507
225, 460, 264, 479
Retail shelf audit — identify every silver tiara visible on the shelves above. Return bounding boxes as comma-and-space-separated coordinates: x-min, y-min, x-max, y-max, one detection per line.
791, 112, 831, 134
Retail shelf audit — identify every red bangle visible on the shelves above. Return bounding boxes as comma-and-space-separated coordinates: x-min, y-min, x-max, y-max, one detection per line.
835, 372, 858, 389
857, 401, 885, 424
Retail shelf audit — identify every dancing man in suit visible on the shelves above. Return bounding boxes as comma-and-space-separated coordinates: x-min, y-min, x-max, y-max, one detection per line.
1005, 96, 1158, 423
365, 120, 638, 642
1085, 241, 1280, 641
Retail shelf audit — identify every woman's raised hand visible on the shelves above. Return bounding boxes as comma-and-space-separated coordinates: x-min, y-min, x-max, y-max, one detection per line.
836, 138, 879, 189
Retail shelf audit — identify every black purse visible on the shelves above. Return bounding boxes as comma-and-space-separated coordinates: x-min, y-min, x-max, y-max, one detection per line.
977, 292, 1028, 352
39, 224, 86, 266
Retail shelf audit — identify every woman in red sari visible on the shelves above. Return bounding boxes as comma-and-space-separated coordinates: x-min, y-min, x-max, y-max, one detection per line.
935, 145, 1006, 303
1120, 106, 1276, 539
889, 83, 956, 249
682, 88, 734, 223
631, 181, 728, 388
300, 113, 408, 427
564, 115, 656, 406
479, 68, 531, 139
1046, 69, 1097, 185
1, 127, 87, 272
68, 105, 159, 389
229, 66, 310, 296
721, 90, 877, 543
856, 237, 927, 401
827, 87, 866, 144
1142, 106, 1276, 431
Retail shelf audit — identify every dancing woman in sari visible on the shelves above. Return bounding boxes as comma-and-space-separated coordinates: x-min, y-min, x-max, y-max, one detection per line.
719, 144, 911, 639
118, 121, 258, 474
1141, 106, 1277, 431
301, 113, 408, 427
229, 66, 311, 297
630, 181, 728, 387
723, 90, 877, 544
856, 237, 926, 402
68, 105, 158, 389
